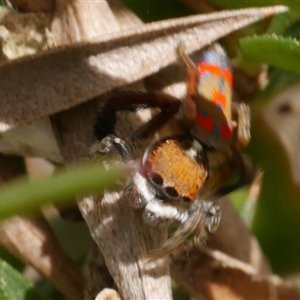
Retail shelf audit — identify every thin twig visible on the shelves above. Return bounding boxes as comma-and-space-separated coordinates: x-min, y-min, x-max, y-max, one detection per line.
171, 243, 300, 299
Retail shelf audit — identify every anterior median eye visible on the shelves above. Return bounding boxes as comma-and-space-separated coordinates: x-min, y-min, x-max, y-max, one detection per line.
164, 186, 179, 198
149, 172, 164, 187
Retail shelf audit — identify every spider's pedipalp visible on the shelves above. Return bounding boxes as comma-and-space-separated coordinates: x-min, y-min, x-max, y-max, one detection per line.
147, 200, 221, 260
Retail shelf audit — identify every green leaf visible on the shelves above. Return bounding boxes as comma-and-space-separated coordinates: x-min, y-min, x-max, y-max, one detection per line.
266, 11, 298, 34
172, 280, 189, 300
0, 163, 128, 220
0, 258, 44, 300
239, 34, 300, 72
229, 188, 255, 226
249, 116, 300, 274
251, 69, 300, 110
248, 70, 300, 274
284, 19, 300, 38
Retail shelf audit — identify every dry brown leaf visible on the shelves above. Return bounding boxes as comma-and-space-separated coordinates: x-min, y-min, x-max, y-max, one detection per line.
0, 12, 52, 60
0, 5, 287, 134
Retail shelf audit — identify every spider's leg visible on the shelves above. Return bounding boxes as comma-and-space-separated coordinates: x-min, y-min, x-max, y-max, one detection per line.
94, 91, 181, 141
126, 91, 181, 141
94, 101, 117, 141
214, 149, 257, 196
94, 134, 133, 161
232, 102, 251, 149
125, 169, 157, 209
110, 135, 133, 161
148, 200, 219, 260
125, 183, 148, 209
90, 133, 134, 221
142, 201, 188, 227
177, 44, 199, 120
204, 203, 222, 233
177, 44, 197, 72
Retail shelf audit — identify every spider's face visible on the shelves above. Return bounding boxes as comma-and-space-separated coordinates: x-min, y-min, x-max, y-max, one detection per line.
189, 45, 233, 146
92, 133, 224, 258
142, 136, 209, 204
122, 135, 221, 257
126, 136, 216, 230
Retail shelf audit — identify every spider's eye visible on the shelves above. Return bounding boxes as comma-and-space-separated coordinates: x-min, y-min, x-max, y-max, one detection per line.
164, 187, 179, 199
182, 196, 191, 203
149, 172, 163, 186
